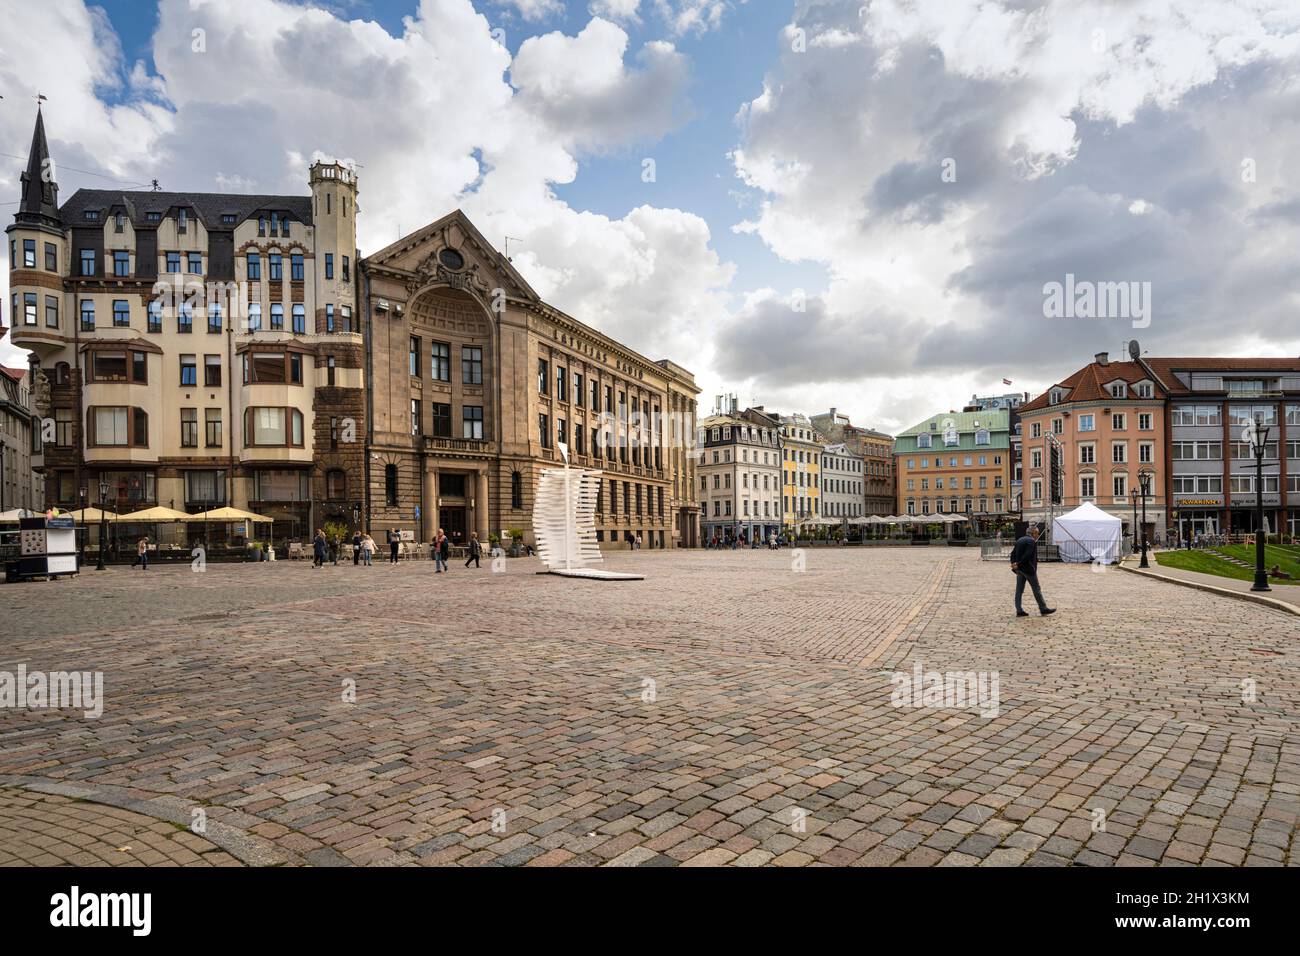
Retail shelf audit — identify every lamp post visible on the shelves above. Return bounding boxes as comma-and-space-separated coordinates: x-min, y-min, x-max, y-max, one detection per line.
1245, 416, 1271, 592
95, 479, 108, 571
1130, 487, 1139, 557
78, 487, 86, 566
1138, 469, 1153, 569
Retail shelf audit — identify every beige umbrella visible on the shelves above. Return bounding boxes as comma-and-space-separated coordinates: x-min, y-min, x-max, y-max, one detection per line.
66, 507, 118, 522
192, 506, 276, 523
119, 505, 195, 522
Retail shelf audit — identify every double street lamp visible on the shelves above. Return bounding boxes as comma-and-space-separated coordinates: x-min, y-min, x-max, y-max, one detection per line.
1244, 416, 1272, 592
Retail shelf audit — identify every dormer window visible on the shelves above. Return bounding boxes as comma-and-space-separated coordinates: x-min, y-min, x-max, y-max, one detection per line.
177, 208, 188, 233
1135, 382, 1153, 398
1110, 382, 1127, 399
1049, 389, 1062, 404
146, 212, 162, 223
84, 210, 100, 221
114, 213, 125, 233
917, 433, 932, 449
221, 214, 237, 225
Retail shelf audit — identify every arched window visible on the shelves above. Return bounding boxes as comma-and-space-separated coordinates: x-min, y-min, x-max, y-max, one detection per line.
384, 464, 398, 506
975, 428, 990, 445
327, 469, 347, 500
55, 362, 70, 385
511, 471, 523, 509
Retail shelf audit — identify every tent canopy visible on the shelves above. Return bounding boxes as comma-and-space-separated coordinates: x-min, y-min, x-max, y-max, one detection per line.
65, 507, 118, 522
1052, 502, 1123, 564
0, 508, 39, 522
192, 506, 275, 523
118, 506, 194, 522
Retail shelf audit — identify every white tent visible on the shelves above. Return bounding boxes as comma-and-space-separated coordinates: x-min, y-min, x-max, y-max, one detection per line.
1052, 501, 1123, 564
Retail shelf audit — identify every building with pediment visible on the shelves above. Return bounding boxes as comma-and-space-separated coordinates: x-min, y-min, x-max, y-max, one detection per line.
361, 210, 701, 550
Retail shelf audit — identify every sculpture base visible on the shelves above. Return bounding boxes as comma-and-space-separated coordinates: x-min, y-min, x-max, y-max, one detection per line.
537, 568, 645, 581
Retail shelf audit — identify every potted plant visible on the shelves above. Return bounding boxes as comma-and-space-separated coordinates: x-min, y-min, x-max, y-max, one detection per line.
507, 527, 525, 557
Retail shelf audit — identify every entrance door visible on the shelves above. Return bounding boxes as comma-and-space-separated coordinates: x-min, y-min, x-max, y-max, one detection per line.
439, 507, 467, 544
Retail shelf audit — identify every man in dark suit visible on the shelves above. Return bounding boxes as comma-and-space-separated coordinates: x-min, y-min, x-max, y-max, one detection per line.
1010, 525, 1055, 617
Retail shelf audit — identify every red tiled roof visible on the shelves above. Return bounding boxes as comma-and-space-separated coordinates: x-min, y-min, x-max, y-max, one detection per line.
0, 366, 27, 383
1020, 360, 1164, 413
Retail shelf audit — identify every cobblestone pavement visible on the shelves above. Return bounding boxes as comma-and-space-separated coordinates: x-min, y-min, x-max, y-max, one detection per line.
1, 549, 1297, 866
0, 789, 239, 866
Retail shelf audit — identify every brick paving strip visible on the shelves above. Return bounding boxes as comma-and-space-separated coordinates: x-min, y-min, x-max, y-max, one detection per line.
1, 550, 1297, 866
0, 786, 246, 867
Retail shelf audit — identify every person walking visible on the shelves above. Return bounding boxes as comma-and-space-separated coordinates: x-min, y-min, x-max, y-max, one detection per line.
361, 532, 375, 566
312, 529, 327, 568
388, 528, 400, 565
1010, 525, 1055, 617
465, 531, 481, 569
635, 532, 643, 551
434, 529, 449, 573
352, 531, 362, 566
131, 536, 150, 570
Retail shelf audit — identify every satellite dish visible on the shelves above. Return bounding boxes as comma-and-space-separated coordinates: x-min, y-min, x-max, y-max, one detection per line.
1128, 340, 1141, 361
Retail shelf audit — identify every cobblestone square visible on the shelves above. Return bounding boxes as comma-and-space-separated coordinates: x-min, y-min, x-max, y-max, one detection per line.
1, 549, 1297, 866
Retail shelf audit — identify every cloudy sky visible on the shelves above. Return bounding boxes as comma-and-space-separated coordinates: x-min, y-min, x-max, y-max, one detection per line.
2, 0, 1299, 433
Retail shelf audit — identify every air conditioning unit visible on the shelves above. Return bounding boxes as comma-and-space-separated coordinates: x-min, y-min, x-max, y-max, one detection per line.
375, 298, 390, 312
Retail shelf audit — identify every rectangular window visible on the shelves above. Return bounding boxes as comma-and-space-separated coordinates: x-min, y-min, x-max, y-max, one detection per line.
462, 346, 483, 384
556, 366, 567, 402
93, 407, 129, 445
409, 336, 420, 377
205, 409, 223, 447
1138, 413, 1153, 430
44, 243, 57, 271
290, 254, 304, 282
246, 253, 261, 280
462, 405, 484, 440
342, 256, 349, 282
430, 342, 450, 381
574, 373, 583, 408
113, 299, 130, 327
325, 304, 334, 333
45, 295, 59, 329
1112, 413, 1125, 431
270, 304, 284, 330
92, 351, 129, 382
178, 302, 193, 333
80, 249, 96, 276
166, 252, 181, 273
538, 358, 549, 395
148, 300, 162, 333
324, 253, 333, 279
1078, 414, 1095, 431
411, 398, 422, 436
180, 408, 198, 447
113, 250, 130, 276
431, 402, 452, 438
269, 254, 282, 280
21, 292, 36, 325
204, 354, 221, 386
177, 208, 188, 233
539, 412, 551, 449
80, 299, 95, 331
187, 252, 202, 275
180, 354, 197, 386
22, 239, 35, 267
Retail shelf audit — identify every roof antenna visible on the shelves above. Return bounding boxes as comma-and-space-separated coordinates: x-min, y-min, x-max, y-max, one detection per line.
504, 236, 522, 262
150, 179, 161, 192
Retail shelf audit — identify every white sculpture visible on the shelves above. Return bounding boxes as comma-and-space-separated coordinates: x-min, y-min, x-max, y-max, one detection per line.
533, 443, 643, 580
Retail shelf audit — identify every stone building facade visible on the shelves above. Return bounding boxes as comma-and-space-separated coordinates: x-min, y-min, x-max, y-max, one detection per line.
809, 407, 895, 515
697, 402, 782, 545
0, 366, 43, 512
4, 109, 365, 543
361, 211, 700, 550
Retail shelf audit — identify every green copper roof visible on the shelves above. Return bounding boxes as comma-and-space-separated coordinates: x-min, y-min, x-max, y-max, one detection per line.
893, 409, 1010, 454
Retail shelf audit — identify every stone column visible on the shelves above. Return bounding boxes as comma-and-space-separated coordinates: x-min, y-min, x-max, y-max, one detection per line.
423, 465, 438, 542
476, 469, 490, 544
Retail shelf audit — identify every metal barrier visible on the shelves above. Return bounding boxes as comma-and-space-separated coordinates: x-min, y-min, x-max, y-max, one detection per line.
980, 538, 1131, 563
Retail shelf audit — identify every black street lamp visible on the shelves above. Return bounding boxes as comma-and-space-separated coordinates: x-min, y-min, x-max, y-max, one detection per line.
95, 478, 109, 571
1138, 469, 1153, 569
1246, 416, 1271, 592
1130, 487, 1140, 556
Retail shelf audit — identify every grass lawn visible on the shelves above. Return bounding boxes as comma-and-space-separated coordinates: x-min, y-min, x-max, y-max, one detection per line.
1155, 546, 1300, 585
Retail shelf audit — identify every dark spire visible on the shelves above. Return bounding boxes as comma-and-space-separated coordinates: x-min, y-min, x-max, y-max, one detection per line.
16, 107, 60, 226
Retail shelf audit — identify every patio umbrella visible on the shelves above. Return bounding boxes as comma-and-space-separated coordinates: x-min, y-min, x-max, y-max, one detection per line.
65, 507, 118, 522
0, 508, 38, 522
118, 505, 194, 522
191, 506, 276, 523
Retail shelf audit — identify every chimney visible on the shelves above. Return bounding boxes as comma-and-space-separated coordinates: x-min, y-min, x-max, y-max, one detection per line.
1095, 352, 1109, 366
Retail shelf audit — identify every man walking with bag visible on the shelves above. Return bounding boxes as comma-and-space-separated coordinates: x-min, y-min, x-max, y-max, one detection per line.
1010, 525, 1055, 617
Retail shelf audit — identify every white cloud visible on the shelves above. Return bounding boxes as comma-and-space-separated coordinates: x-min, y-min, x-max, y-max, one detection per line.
511, 18, 690, 152
589, 0, 640, 21
491, 0, 565, 22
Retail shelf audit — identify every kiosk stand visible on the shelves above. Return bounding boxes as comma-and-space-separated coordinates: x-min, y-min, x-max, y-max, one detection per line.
11, 516, 80, 581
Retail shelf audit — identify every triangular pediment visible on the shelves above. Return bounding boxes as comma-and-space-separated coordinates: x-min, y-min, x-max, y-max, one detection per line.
364, 209, 539, 303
